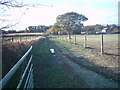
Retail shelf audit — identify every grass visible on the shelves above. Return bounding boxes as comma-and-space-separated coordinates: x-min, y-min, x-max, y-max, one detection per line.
49, 34, 119, 82
33, 38, 52, 60
33, 38, 76, 88
44, 65, 76, 88
53, 34, 119, 55
52, 38, 92, 56
50, 34, 119, 62
2, 36, 40, 43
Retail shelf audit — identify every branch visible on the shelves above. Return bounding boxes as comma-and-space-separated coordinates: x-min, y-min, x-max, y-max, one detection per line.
0, 0, 52, 8
0, 20, 20, 30
0, 0, 27, 8
0, 0, 52, 30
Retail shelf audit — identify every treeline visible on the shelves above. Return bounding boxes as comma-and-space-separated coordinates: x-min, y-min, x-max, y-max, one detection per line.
47, 24, 119, 35
81, 24, 119, 34
2, 24, 119, 35
27, 25, 52, 33
2, 25, 52, 34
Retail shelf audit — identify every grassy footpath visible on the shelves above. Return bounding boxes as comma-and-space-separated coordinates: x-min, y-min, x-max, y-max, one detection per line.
32, 38, 75, 88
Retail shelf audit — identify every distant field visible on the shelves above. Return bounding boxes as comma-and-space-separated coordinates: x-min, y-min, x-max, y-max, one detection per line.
54, 34, 119, 55
3, 33, 44, 36
2, 33, 45, 43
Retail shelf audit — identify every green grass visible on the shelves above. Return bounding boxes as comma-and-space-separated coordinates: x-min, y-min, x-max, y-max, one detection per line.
44, 65, 76, 88
33, 38, 52, 60
50, 38, 94, 56
33, 38, 76, 88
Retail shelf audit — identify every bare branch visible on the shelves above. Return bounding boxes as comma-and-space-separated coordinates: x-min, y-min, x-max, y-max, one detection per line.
0, 19, 20, 30
0, 0, 53, 30
0, 0, 26, 8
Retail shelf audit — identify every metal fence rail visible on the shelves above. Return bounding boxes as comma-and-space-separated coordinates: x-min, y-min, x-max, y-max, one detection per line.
0, 46, 34, 89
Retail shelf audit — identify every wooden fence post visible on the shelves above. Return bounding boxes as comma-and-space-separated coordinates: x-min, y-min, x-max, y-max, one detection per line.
62, 34, 63, 40
84, 34, 87, 48
101, 34, 104, 54
26, 37, 27, 41
20, 36, 22, 42
11, 37, 13, 42
66, 35, 67, 42
74, 35, 76, 44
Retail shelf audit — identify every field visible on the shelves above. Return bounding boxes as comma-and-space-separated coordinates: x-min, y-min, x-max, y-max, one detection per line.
2, 33, 44, 43
2, 33, 43, 36
53, 34, 119, 55
50, 34, 119, 81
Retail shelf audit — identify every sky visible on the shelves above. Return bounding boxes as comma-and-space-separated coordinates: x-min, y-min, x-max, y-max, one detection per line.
0, 0, 119, 30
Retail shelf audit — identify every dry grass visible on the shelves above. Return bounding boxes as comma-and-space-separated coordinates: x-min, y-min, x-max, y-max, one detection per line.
50, 34, 119, 82
56, 34, 119, 56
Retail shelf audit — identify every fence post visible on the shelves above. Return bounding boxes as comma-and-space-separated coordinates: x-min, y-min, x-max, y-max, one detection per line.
26, 37, 27, 41
20, 37, 22, 41
101, 34, 104, 54
74, 35, 76, 44
62, 34, 63, 40
65, 35, 67, 41
11, 37, 13, 42
84, 34, 87, 48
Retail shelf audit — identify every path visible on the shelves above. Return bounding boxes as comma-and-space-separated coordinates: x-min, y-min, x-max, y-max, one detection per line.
33, 38, 118, 88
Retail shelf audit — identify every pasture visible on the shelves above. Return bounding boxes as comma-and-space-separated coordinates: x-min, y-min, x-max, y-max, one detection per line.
53, 34, 119, 55
2, 33, 43, 36
50, 34, 119, 81
2, 33, 44, 43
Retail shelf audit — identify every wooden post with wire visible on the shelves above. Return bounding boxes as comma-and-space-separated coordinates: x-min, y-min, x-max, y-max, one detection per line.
74, 35, 76, 45
84, 34, 87, 48
101, 33, 104, 54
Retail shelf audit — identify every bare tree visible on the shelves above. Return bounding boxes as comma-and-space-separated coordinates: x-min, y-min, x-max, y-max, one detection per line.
0, 0, 29, 30
0, 0, 52, 30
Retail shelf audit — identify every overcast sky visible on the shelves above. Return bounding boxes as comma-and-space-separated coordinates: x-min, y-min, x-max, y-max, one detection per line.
0, 0, 119, 30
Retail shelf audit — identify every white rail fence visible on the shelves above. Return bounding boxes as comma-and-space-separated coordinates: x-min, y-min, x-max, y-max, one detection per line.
0, 46, 34, 89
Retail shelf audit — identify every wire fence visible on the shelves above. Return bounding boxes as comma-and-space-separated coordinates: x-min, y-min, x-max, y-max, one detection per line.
52, 34, 119, 56
2, 36, 41, 44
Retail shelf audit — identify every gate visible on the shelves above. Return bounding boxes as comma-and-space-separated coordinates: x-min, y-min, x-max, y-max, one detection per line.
0, 46, 34, 89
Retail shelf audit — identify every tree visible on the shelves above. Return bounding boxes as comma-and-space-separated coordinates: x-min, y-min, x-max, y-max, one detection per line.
28, 25, 51, 33
56, 12, 88, 39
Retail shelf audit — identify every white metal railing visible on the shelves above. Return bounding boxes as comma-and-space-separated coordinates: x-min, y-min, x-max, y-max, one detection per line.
0, 46, 34, 89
